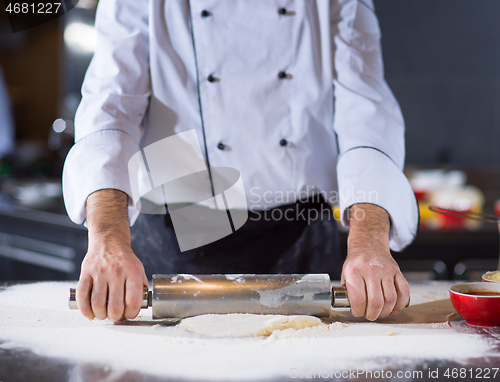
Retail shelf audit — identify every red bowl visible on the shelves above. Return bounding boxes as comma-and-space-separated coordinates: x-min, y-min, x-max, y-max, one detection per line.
482, 271, 500, 283
494, 199, 500, 217
449, 282, 500, 327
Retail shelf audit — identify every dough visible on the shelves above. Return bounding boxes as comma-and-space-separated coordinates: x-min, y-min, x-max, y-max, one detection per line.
179, 314, 323, 337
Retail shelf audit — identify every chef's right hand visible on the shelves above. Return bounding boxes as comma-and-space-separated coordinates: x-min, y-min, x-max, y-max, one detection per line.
76, 189, 148, 321
76, 243, 148, 321
341, 203, 410, 321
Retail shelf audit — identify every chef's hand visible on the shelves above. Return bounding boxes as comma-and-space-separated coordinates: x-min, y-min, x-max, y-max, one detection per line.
341, 203, 410, 321
76, 189, 148, 321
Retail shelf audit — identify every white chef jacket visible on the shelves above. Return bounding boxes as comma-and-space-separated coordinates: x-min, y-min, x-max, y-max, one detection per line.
62, 0, 419, 251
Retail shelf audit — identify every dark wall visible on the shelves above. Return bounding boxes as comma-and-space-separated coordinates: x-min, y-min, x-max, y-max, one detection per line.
374, 0, 500, 165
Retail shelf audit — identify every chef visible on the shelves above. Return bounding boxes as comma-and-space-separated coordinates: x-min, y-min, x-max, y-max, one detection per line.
62, 0, 419, 323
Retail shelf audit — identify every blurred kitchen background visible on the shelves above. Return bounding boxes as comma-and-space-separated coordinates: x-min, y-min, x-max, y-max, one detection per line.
0, 0, 499, 282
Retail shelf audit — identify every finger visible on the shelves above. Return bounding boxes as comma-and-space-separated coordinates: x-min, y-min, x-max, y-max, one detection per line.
379, 277, 398, 319
124, 277, 145, 320
390, 273, 410, 316
91, 278, 108, 320
365, 277, 384, 321
344, 276, 367, 318
76, 276, 94, 320
107, 280, 125, 321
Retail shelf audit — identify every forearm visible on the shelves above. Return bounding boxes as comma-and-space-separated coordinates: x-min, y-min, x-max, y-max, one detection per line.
86, 189, 131, 249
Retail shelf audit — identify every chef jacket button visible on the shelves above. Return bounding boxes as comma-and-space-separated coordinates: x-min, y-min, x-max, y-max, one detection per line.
278, 8, 295, 16
278, 71, 292, 80
217, 142, 225, 150
201, 10, 211, 17
208, 75, 219, 83
279, 139, 288, 147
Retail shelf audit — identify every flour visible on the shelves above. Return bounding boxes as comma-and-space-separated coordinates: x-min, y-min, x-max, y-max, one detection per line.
225, 274, 246, 283
296, 274, 329, 283
256, 280, 325, 308
0, 281, 495, 381
170, 274, 204, 284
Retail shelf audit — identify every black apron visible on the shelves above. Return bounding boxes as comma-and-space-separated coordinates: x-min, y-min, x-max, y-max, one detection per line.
131, 196, 342, 279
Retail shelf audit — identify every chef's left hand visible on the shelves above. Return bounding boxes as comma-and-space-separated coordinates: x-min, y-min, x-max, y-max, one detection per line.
341, 203, 410, 321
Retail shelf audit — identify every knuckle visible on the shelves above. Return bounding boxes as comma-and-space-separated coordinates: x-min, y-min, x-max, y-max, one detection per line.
385, 293, 397, 304
350, 299, 366, 318
125, 299, 140, 311
128, 268, 142, 279
110, 265, 122, 277
130, 295, 142, 307
76, 290, 89, 299
91, 293, 106, 305
96, 265, 108, 275
91, 301, 105, 311
350, 295, 366, 306
370, 299, 384, 311
343, 261, 360, 274
111, 264, 123, 274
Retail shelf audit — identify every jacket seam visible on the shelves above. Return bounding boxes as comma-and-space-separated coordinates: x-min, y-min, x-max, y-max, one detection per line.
343, 145, 397, 166
73, 128, 136, 146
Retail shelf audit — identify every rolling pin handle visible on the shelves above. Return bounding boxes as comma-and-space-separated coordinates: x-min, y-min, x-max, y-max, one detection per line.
69, 287, 151, 310
143, 288, 152, 308
147, 290, 153, 308
331, 286, 350, 308
330, 286, 411, 309
69, 288, 77, 310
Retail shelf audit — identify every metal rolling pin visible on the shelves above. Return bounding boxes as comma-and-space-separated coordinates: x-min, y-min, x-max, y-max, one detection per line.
69, 273, 351, 318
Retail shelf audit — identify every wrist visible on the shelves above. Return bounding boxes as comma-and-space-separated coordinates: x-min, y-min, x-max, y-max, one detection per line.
86, 189, 131, 248
88, 230, 131, 248
347, 203, 390, 244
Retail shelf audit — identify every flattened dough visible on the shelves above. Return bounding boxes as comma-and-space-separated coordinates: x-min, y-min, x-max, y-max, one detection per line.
179, 314, 322, 337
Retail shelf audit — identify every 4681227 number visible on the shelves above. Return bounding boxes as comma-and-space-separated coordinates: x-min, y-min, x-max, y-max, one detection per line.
6, 3, 62, 14
443, 367, 499, 379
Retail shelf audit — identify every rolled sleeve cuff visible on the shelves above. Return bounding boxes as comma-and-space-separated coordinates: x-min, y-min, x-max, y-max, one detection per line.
62, 129, 141, 226
337, 147, 419, 251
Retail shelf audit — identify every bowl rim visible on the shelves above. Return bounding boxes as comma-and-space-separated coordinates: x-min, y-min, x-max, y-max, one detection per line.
450, 282, 500, 297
